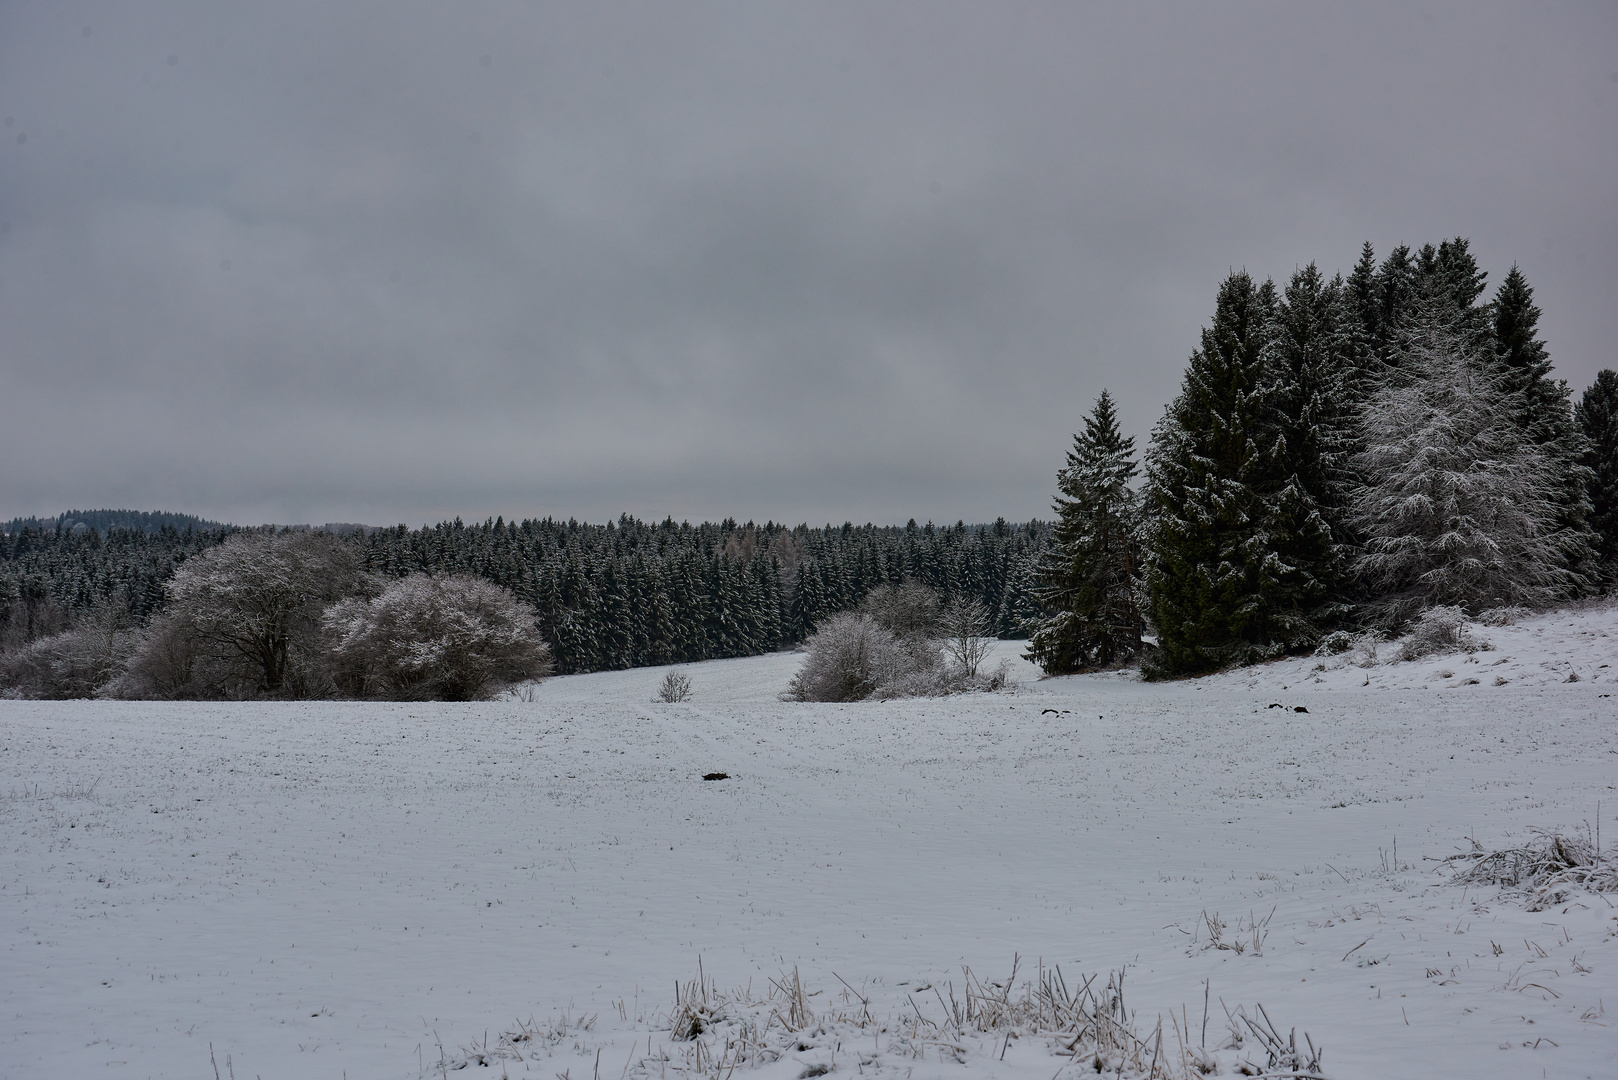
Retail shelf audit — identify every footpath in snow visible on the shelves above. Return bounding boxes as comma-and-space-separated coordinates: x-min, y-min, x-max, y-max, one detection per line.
1, 604, 1614, 1079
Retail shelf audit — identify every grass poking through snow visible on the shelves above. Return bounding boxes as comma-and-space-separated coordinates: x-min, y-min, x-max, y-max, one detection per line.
446, 958, 1328, 1079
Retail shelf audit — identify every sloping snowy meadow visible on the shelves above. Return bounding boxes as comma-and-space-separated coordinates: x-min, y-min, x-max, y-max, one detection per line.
3, 606, 1616, 1079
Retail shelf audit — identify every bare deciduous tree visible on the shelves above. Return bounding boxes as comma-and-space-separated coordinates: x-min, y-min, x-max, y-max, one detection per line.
658, 669, 693, 702
939, 594, 995, 678
149, 530, 368, 697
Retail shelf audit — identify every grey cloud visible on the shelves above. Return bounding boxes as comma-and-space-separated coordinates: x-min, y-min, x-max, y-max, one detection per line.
2, 2, 1614, 526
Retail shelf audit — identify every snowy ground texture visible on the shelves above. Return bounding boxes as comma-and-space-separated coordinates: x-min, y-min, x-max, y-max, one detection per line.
3, 604, 1616, 1079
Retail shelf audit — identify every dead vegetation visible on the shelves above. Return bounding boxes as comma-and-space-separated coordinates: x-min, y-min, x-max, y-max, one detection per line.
1444, 824, 1617, 910
1185, 908, 1274, 956
441, 958, 1326, 1079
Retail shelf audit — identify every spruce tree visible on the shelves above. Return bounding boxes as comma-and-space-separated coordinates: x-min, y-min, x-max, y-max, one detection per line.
1026, 390, 1143, 673
1371, 244, 1418, 368
1576, 370, 1618, 579
1490, 265, 1599, 581
1258, 264, 1355, 629
1144, 271, 1302, 675
1351, 285, 1581, 619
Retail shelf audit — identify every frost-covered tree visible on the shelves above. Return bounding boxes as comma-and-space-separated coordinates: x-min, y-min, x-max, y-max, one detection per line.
149, 531, 367, 697
324, 573, 551, 700
1576, 369, 1618, 578
1351, 291, 1583, 621
1145, 271, 1322, 675
1026, 390, 1143, 673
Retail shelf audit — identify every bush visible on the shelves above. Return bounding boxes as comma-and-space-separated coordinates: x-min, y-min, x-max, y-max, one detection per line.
1477, 605, 1532, 627
102, 611, 211, 699
0, 615, 138, 699
786, 612, 910, 702
871, 657, 1015, 699
1397, 606, 1488, 661
324, 573, 551, 700
658, 669, 693, 702
1313, 630, 1354, 655
787, 609, 1014, 702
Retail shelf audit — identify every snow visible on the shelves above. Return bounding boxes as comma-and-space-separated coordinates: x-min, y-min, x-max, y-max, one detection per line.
3, 606, 1616, 1079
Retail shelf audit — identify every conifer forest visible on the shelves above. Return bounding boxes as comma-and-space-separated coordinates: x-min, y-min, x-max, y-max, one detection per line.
5, 237, 1617, 695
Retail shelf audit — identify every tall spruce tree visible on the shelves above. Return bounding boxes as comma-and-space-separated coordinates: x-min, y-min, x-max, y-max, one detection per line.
1260, 264, 1357, 625
1351, 283, 1580, 619
1490, 265, 1599, 581
1576, 369, 1618, 579
1026, 390, 1143, 673
1144, 270, 1313, 675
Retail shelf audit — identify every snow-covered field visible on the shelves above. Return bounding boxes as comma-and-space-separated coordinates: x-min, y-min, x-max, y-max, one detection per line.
3, 606, 1615, 1079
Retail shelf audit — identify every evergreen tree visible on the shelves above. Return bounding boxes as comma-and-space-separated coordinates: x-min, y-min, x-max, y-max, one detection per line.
1026, 390, 1143, 673
1576, 369, 1618, 580
1351, 287, 1582, 620
993, 552, 1042, 639
1144, 271, 1305, 675
1371, 244, 1418, 368
1490, 265, 1599, 581
1258, 264, 1356, 627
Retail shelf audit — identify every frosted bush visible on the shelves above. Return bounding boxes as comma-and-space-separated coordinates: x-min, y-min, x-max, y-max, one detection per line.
0, 620, 138, 699
1398, 606, 1488, 661
1477, 605, 1532, 627
786, 612, 909, 702
325, 573, 551, 701
1313, 630, 1354, 655
1349, 633, 1384, 668
789, 608, 1013, 702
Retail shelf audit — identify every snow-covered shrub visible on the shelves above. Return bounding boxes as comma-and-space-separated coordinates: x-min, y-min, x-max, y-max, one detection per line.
1313, 630, 1354, 655
873, 657, 1015, 699
1397, 606, 1488, 661
324, 573, 552, 701
789, 604, 1012, 702
1477, 605, 1532, 627
103, 611, 216, 699
658, 669, 693, 702
0, 618, 138, 699
1349, 633, 1384, 668
786, 612, 910, 702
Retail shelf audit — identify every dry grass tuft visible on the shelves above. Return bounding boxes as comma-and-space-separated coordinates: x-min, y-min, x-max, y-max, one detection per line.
444, 958, 1327, 1079
1445, 825, 1618, 910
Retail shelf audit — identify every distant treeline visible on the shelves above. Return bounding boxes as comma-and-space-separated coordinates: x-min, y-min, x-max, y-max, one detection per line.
1, 515, 1049, 672
3, 509, 227, 537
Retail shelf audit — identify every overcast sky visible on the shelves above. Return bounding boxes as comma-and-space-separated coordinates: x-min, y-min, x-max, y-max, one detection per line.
2, 2, 1614, 528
